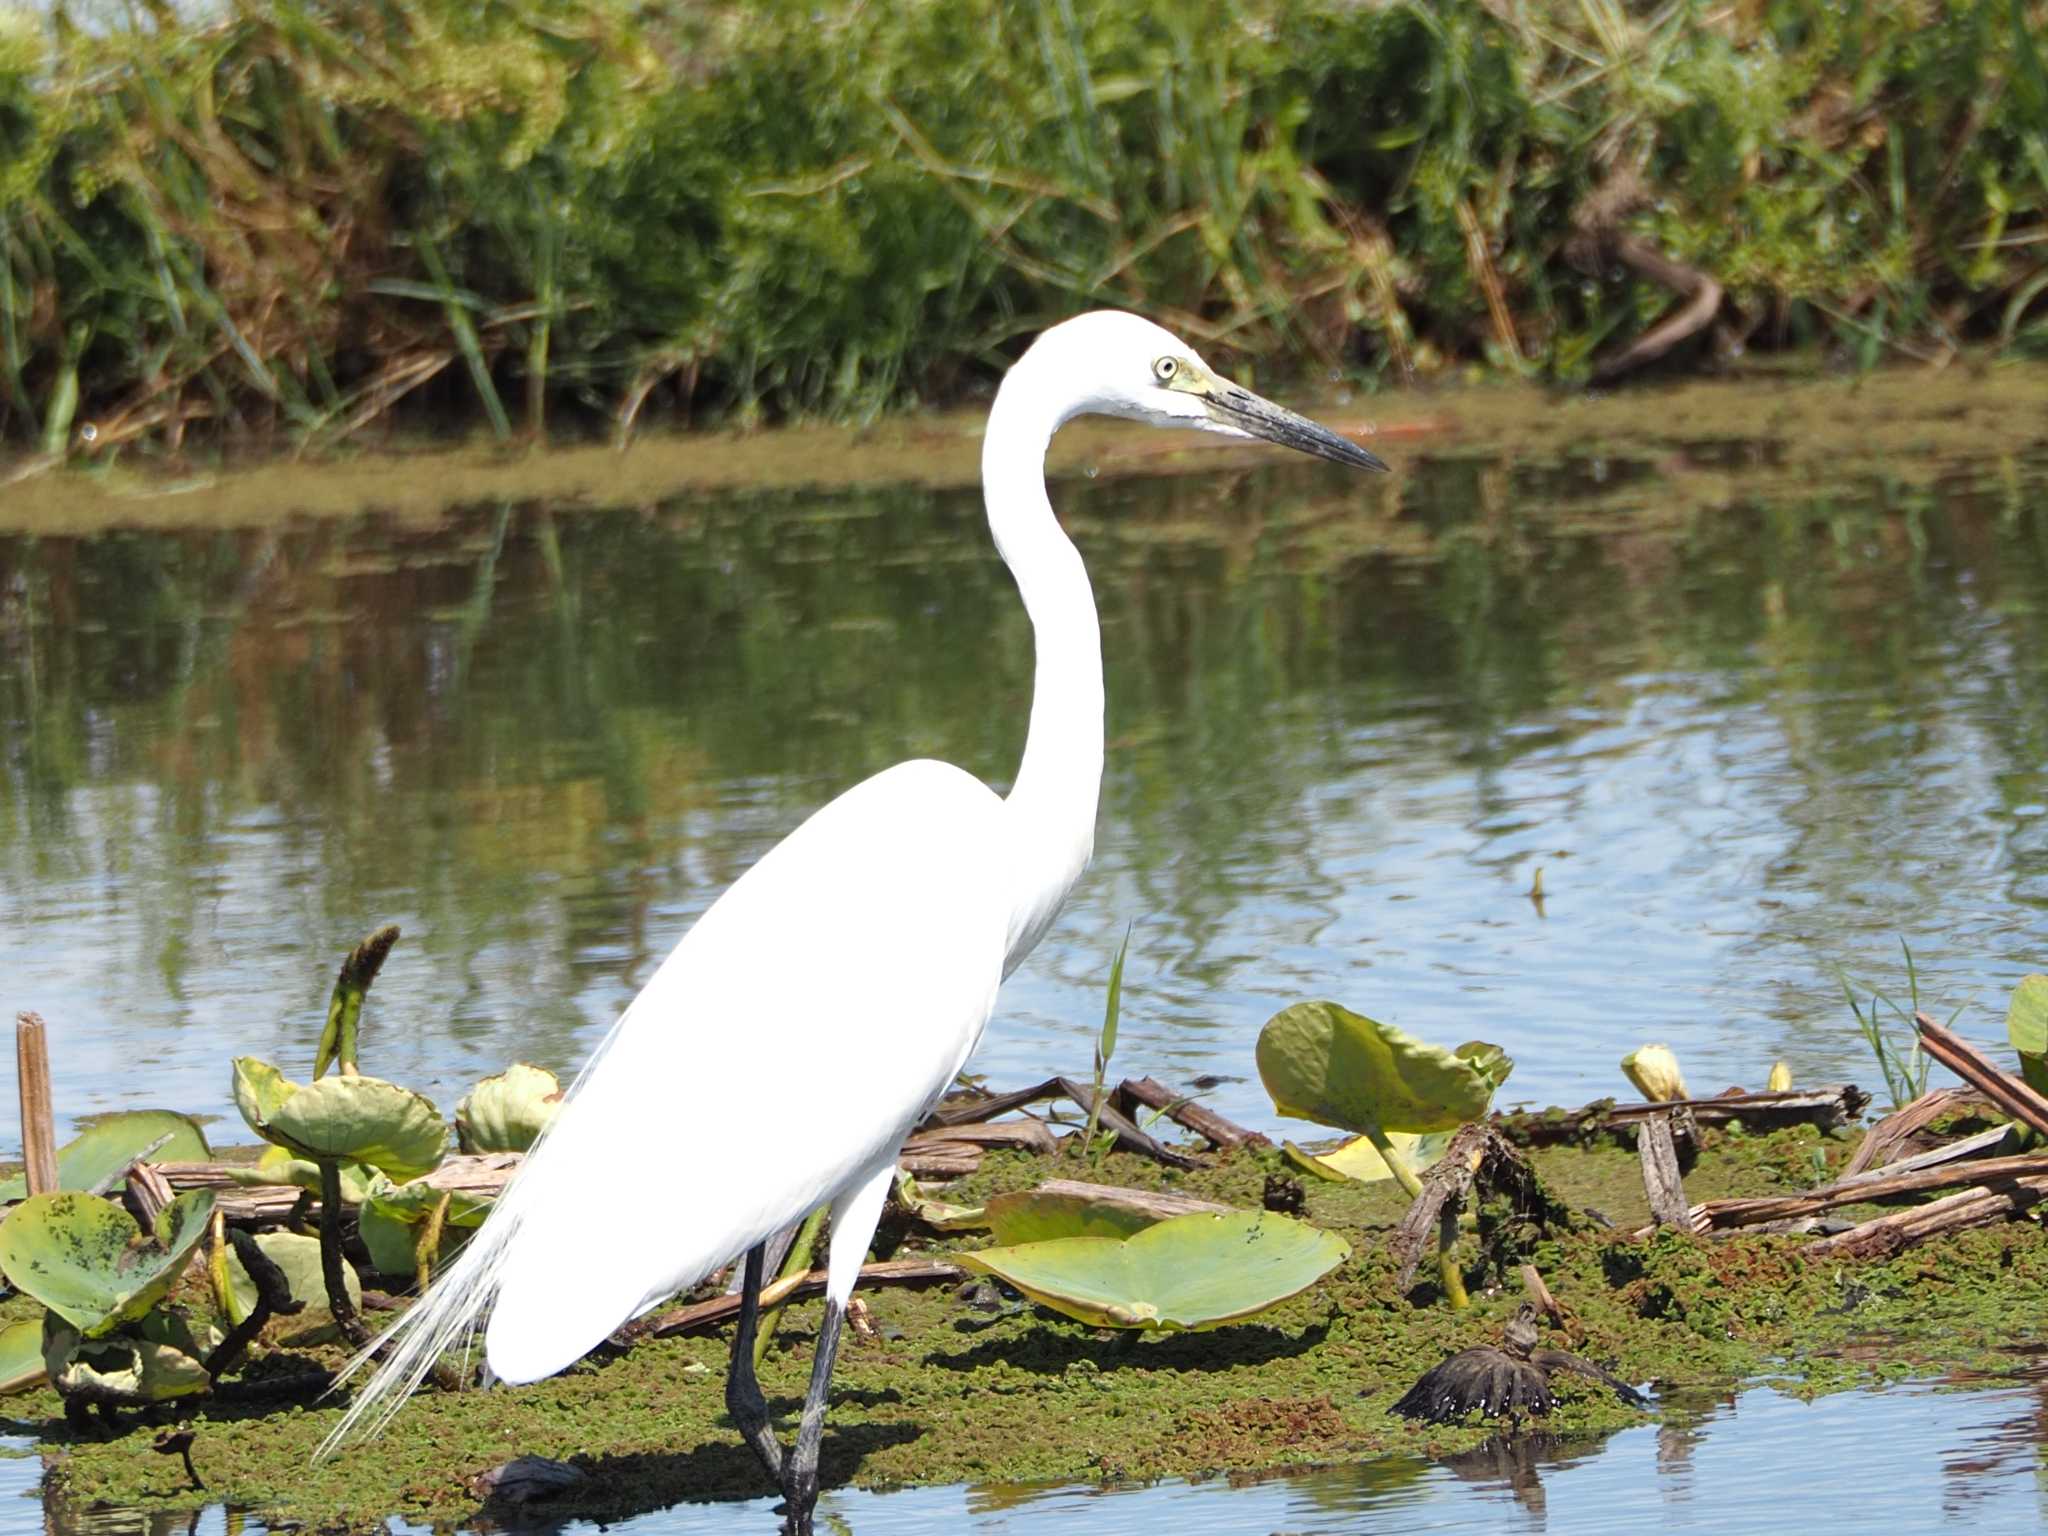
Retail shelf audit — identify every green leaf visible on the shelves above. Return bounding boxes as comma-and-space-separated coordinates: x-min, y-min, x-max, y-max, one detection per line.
232, 1058, 447, 1179
1288, 1131, 1453, 1184
455, 1062, 563, 1154
227, 1146, 386, 1204
0, 1318, 44, 1395
1100, 923, 1130, 1066
223, 1230, 361, 1343
2007, 975, 2048, 1096
983, 1185, 1227, 1245
1256, 1002, 1511, 1136
0, 1190, 216, 1337
43, 1318, 211, 1404
356, 1183, 490, 1277
958, 1209, 1350, 1331
0, 1110, 211, 1203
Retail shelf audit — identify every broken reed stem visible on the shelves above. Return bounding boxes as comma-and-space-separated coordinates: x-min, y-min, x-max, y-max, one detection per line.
15, 1012, 59, 1197
1636, 1112, 1691, 1230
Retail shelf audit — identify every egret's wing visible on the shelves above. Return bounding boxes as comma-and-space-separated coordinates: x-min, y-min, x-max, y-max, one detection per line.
324, 759, 1007, 1444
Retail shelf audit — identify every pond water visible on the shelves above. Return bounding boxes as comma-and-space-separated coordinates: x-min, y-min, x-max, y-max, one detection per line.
4, 409, 2047, 1136
4, 384, 2048, 1530
6, 1378, 2048, 1532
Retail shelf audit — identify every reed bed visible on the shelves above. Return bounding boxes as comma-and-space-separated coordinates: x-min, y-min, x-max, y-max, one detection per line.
0, 0, 2044, 456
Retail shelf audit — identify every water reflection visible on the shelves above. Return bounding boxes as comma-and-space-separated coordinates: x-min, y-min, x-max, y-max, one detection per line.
3, 447, 2048, 1137
9, 1380, 2046, 1534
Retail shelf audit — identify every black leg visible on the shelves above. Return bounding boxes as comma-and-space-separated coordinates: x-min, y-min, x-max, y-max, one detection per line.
780, 1297, 846, 1536
724, 1243, 787, 1483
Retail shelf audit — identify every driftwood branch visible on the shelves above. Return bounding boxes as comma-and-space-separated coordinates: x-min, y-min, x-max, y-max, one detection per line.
1496, 1084, 1867, 1146
1805, 1175, 2048, 1260
1653, 1152, 2048, 1238
1390, 1126, 1563, 1291
1913, 1015, 2048, 1138
1636, 1113, 1691, 1230
1112, 1077, 1270, 1151
923, 1078, 1200, 1169
646, 1258, 965, 1338
1842, 1087, 1997, 1177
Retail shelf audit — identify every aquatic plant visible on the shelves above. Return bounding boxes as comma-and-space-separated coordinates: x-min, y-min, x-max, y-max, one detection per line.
1076, 926, 1130, 1168
1256, 1000, 1512, 1308
1838, 942, 1949, 1110
2005, 974, 2048, 1097
0, 1110, 210, 1203
0, 1189, 218, 1410
455, 1063, 563, 1154
959, 1208, 1349, 1331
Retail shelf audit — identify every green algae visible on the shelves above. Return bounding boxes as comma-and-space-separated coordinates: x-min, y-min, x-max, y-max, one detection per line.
13, 1124, 2048, 1529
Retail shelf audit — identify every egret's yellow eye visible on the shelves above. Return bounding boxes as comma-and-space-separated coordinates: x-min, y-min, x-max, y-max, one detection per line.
1153, 356, 1179, 383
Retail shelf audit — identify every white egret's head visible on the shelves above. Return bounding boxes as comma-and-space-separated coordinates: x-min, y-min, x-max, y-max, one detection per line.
1026, 310, 1388, 472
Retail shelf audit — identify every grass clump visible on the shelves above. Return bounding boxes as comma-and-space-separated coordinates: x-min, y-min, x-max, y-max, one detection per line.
1, 0, 2046, 457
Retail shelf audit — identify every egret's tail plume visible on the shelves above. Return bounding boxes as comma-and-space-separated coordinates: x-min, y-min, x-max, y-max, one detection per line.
314, 1180, 532, 1458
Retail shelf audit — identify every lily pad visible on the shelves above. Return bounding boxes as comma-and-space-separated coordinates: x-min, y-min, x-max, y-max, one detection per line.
231, 1058, 447, 1180
0, 1190, 215, 1338
0, 1318, 44, 1395
223, 1231, 360, 1344
2008, 976, 2048, 1097
0, 1110, 210, 1203
983, 1183, 1227, 1245
1256, 1001, 1512, 1136
455, 1063, 563, 1154
43, 1318, 210, 1404
356, 1183, 491, 1277
895, 1173, 987, 1233
958, 1209, 1350, 1331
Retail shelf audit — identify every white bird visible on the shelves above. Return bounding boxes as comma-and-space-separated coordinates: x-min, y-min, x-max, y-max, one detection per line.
319, 310, 1386, 1531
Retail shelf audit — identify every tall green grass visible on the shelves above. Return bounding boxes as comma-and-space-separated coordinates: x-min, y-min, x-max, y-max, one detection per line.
1, 0, 2045, 455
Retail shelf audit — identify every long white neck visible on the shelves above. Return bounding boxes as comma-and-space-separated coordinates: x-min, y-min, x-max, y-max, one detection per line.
983, 357, 1104, 976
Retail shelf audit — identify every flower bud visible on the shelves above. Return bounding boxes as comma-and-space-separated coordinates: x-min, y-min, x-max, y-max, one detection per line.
1621, 1044, 1688, 1102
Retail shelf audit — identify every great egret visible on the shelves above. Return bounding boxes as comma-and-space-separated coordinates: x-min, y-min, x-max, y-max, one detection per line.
320, 310, 1387, 1531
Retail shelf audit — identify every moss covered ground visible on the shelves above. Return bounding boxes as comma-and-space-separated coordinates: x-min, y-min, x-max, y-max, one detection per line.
9, 1119, 2048, 1531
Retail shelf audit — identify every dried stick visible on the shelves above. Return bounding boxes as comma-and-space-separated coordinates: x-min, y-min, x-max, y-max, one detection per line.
648, 1258, 964, 1338
1637, 1113, 1691, 1230
1113, 1077, 1271, 1151
1805, 1175, 2048, 1260
1913, 1015, 2048, 1138
15, 1012, 58, 1196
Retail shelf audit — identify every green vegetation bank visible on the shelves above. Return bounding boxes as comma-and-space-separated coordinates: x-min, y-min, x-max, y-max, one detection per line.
1, 0, 2045, 454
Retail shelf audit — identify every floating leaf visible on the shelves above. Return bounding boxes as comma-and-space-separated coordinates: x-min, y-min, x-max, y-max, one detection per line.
224, 1231, 360, 1344
983, 1183, 1226, 1245
43, 1318, 210, 1404
959, 1209, 1349, 1331
0, 1318, 44, 1395
1256, 1002, 1512, 1136
0, 1110, 210, 1203
232, 1058, 447, 1179
455, 1063, 563, 1154
2007, 976, 2048, 1098
357, 1183, 490, 1276
0, 1190, 216, 1338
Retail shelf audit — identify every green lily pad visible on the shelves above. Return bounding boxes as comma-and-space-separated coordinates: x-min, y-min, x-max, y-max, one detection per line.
1256, 1001, 1512, 1136
232, 1058, 447, 1180
455, 1063, 563, 1154
894, 1173, 987, 1233
223, 1230, 360, 1344
958, 1209, 1350, 1331
356, 1183, 491, 1277
2008, 976, 2048, 1098
0, 1190, 216, 1338
43, 1318, 210, 1404
983, 1184, 1226, 1245
0, 1110, 211, 1203
0, 1318, 44, 1395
